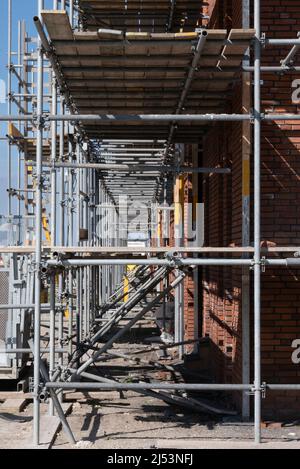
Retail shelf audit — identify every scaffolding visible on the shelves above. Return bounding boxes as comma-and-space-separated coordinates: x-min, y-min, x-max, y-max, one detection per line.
1, 0, 300, 447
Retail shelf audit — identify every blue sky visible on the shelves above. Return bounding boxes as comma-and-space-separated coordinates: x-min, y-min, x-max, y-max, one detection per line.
0, 0, 36, 216
0, 0, 55, 217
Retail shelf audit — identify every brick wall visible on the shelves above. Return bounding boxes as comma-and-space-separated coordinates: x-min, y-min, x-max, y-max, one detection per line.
200, 0, 300, 417
183, 145, 199, 348
260, 0, 300, 417
202, 115, 243, 386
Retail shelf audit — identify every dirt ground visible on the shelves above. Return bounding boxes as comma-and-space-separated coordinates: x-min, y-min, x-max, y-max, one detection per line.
1, 325, 299, 449
1, 390, 300, 449
52, 392, 300, 449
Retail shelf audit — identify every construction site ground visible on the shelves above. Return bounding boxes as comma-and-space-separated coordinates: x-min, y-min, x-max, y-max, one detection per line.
1, 389, 300, 449
1, 331, 300, 450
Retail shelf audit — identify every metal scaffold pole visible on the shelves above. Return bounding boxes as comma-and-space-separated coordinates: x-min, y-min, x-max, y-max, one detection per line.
254, 0, 262, 445
48, 271, 56, 416
17, 19, 22, 244
242, 0, 251, 422
50, 0, 58, 248
7, 0, 12, 217
33, 0, 44, 447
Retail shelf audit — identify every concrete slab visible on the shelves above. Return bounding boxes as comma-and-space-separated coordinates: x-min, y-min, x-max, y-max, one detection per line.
39, 415, 61, 449
24, 403, 73, 449
0, 392, 31, 400
1, 398, 29, 413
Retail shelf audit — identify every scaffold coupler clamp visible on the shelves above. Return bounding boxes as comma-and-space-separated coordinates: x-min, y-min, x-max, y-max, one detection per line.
32, 259, 44, 276
51, 252, 64, 268
261, 382, 267, 399
250, 257, 266, 272
164, 250, 182, 268
50, 158, 57, 171
249, 382, 267, 398
33, 171, 46, 190
61, 367, 72, 382
40, 262, 49, 279
33, 112, 46, 130
39, 385, 50, 403
31, 381, 48, 402
260, 33, 266, 48
261, 256, 266, 273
